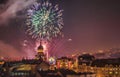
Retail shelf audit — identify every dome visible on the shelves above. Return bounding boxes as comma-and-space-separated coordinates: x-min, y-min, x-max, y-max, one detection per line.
37, 45, 44, 50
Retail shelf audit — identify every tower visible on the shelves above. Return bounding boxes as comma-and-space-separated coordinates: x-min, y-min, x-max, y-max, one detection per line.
35, 45, 46, 61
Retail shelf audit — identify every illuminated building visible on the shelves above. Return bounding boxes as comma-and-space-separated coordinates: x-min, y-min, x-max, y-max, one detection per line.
91, 58, 120, 77
35, 45, 46, 61
76, 57, 120, 77
0, 59, 5, 77
0, 60, 4, 65
56, 57, 73, 69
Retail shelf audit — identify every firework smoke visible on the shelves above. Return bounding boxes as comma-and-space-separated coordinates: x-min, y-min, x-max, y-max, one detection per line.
0, 0, 36, 25
0, 40, 26, 60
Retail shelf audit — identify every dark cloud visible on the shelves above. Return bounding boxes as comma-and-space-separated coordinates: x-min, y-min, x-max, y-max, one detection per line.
0, 0, 8, 4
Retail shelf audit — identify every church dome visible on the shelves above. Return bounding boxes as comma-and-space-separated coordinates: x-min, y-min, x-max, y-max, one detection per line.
37, 45, 44, 50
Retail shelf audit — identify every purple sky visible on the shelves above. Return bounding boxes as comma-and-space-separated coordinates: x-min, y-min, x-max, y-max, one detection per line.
0, 0, 120, 58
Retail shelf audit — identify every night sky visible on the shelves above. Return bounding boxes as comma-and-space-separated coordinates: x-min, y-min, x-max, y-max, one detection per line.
0, 0, 120, 58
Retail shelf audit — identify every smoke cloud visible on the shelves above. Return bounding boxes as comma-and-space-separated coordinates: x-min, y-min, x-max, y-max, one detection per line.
0, 0, 36, 25
0, 40, 26, 60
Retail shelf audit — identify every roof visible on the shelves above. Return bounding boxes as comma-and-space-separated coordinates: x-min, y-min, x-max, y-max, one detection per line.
57, 57, 73, 61
91, 58, 120, 67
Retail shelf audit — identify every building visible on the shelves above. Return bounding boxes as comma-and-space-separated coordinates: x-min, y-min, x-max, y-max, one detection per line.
56, 57, 74, 69
76, 58, 120, 77
35, 45, 47, 61
91, 58, 120, 77
78, 54, 95, 66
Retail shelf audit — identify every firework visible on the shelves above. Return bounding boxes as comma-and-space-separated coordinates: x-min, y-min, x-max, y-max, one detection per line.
26, 0, 64, 41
